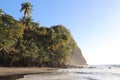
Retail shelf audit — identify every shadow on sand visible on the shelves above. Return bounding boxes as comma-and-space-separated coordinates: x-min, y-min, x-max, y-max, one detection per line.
0, 74, 24, 80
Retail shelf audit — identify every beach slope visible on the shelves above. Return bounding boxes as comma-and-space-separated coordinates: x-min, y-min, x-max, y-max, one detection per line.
0, 67, 56, 76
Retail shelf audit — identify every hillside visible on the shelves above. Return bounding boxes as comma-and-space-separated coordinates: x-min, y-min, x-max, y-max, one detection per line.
0, 9, 86, 67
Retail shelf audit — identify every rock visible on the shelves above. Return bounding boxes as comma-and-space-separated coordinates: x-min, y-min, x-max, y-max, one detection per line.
70, 47, 87, 66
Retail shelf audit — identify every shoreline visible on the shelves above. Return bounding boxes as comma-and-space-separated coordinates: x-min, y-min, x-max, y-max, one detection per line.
0, 67, 57, 77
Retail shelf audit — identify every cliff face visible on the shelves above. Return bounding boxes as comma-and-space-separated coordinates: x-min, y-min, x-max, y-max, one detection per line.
70, 47, 87, 66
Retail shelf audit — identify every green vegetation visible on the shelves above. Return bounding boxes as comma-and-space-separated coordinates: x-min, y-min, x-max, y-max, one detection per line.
0, 2, 77, 67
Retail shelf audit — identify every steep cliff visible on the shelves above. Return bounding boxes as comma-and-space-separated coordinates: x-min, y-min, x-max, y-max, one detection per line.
70, 47, 87, 66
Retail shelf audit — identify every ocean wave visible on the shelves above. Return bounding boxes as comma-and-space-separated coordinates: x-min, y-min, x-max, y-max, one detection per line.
17, 65, 120, 80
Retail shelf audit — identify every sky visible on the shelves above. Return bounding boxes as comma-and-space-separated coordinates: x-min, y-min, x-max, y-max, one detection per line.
0, 0, 120, 65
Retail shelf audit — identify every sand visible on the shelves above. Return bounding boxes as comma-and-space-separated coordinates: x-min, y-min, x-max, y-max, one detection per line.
0, 67, 57, 76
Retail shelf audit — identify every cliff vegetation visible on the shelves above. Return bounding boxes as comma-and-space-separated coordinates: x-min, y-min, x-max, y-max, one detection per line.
0, 6, 77, 67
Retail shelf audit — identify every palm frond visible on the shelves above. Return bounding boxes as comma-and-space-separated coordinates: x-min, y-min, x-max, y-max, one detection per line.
20, 2, 33, 17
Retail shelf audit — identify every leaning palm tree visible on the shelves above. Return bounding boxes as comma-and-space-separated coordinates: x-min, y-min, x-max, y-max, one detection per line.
20, 2, 33, 18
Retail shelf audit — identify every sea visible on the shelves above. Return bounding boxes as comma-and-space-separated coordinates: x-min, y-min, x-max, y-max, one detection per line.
1, 65, 120, 80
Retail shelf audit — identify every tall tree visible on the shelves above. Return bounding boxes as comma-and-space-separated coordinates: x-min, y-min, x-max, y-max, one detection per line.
20, 2, 33, 18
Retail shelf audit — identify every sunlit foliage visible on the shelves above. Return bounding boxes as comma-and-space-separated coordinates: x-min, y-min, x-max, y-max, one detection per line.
0, 9, 76, 67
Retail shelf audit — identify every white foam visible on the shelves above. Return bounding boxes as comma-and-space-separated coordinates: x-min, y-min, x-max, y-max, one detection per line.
17, 66, 120, 80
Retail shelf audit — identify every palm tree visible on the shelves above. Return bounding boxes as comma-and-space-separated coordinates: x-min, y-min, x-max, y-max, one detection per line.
20, 2, 33, 18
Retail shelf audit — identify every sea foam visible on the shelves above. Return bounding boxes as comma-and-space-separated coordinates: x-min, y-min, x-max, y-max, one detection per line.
17, 65, 120, 80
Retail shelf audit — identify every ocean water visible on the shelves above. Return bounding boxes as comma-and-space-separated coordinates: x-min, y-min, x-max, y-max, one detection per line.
17, 65, 120, 80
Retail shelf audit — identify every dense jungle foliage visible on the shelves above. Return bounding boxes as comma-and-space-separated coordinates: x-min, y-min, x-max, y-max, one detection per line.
0, 8, 76, 67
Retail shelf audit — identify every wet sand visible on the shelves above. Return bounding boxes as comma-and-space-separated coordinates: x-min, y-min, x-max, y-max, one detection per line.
0, 67, 57, 77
